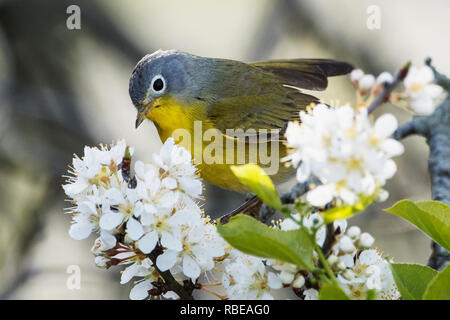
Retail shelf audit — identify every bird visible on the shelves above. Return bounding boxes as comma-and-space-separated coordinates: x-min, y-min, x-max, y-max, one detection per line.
129, 49, 352, 193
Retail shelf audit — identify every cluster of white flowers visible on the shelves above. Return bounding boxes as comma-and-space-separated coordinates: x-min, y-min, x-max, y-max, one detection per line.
331, 226, 398, 300
63, 138, 228, 299
63, 138, 399, 300
222, 250, 282, 300
403, 65, 444, 115
351, 69, 394, 92
351, 69, 394, 95
284, 104, 404, 207
351, 65, 444, 115
278, 214, 399, 300
265, 213, 347, 291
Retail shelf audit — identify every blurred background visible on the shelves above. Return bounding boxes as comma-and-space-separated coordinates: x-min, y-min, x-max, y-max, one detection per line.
0, 0, 449, 299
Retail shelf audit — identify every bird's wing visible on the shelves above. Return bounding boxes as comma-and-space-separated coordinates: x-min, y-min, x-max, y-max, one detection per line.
203, 58, 351, 140
249, 59, 354, 91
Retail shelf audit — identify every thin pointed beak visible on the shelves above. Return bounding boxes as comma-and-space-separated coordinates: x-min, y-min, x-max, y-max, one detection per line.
135, 103, 151, 129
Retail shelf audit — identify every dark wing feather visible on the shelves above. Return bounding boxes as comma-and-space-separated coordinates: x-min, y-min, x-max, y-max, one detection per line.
250, 59, 353, 91
202, 58, 351, 141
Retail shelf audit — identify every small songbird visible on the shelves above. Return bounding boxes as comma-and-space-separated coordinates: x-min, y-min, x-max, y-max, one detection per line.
129, 50, 352, 193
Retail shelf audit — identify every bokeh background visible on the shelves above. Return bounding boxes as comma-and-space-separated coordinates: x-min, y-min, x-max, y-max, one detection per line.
0, 0, 449, 299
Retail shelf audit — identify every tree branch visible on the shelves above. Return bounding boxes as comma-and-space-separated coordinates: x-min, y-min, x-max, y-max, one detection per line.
259, 178, 320, 224
148, 246, 195, 300
393, 60, 450, 270
367, 62, 411, 114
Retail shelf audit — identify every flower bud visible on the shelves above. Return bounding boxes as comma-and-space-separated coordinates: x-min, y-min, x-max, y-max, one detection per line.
350, 69, 364, 82
337, 262, 347, 271
359, 74, 376, 91
95, 256, 110, 269
343, 270, 355, 280
347, 226, 361, 239
293, 275, 305, 288
359, 233, 375, 247
279, 271, 295, 284
376, 72, 394, 84
338, 235, 356, 253
375, 189, 389, 202
327, 254, 339, 265
91, 238, 104, 255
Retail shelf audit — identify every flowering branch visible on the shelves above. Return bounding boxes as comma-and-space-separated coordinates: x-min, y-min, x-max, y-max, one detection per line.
367, 62, 411, 114
393, 59, 450, 270
62, 58, 449, 300
147, 245, 195, 300
256, 178, 319, 224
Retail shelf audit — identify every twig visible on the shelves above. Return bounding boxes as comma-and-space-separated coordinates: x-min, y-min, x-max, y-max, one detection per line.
148, 246, 195, 300
259, 178, 320, 224
393, 59, 450, 270
321, 224, 336, 256
219, 195, 262, 224
426, 57, 450, 91
393, 120, 421, 140
367, 62, 411, 114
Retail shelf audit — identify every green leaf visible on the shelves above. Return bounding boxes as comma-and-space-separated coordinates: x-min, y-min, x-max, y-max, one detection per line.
390, 263, 438, 300
384, 200, 450, 251
217, 214, 314, 270
366, 289, 377, 300
423, 264, 450, 300
230, 164, 282, 210
322, 194, 373, 223
319, 283, 350, 300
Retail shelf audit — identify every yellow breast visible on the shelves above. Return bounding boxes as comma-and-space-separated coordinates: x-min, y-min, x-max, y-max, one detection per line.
146, 96, 292, 192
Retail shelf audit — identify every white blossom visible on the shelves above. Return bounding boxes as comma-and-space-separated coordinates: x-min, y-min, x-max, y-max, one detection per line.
63, 138, 228, 300
347, 226, 361, 239
285, 104, 403, 207
359, 74, 376, 90
350, 69, 364, 82
292, 275, 305, 289
156, 218, 226, 281
337, 249, 399, 300
359, 232, 375, 248
303, 288, 319, 300
404, 65, 444, 115
222, 251, 282, 300
376, 72, 394, 85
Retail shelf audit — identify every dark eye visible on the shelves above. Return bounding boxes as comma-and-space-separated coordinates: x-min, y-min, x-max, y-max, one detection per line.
153, 79, 164, 91
151, 75, 166, 93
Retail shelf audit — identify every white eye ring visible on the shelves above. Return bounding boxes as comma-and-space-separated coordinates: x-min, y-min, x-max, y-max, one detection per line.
150, 74, 166, 94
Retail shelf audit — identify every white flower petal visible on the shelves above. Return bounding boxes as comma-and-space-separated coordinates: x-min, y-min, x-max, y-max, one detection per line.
63, 180, 89, 197
99, 211, 124, 231
129, 280, 152, 300
100, 230, 117, 250
161, 231, 182, 251
126, 218, 144, 240
120, 263, 140, 284
69, 220, 94, 240
138, 231, 159, 254
182, 255, 201, 280
303, 288, 319, 300
162, 291, 180, 300
359, 249, 380, 266
306, 184, 335, 206
156, 250, 179, 271
378, 139, 404, 157
374, 114, 398, 138
267, 272, 282, 289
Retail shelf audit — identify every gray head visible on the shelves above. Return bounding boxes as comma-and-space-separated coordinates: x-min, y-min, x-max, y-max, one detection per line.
129, 50, 198, 128
129, 50, 189, 106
